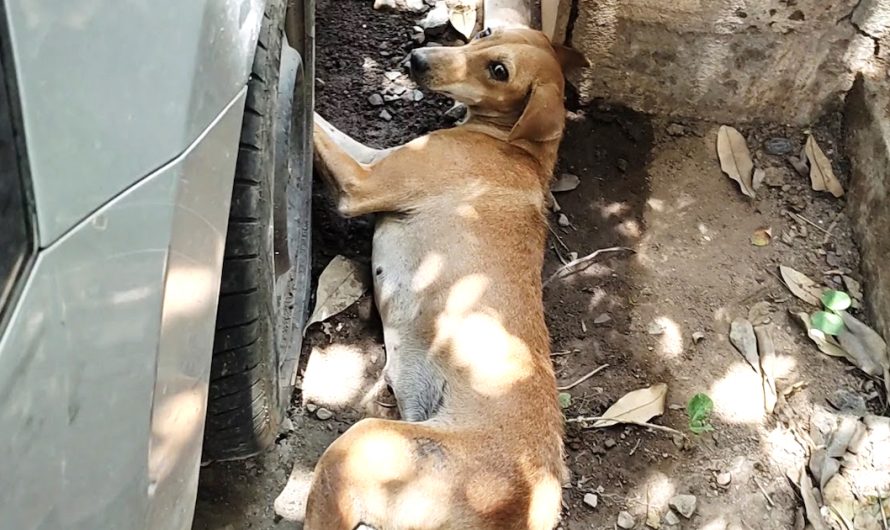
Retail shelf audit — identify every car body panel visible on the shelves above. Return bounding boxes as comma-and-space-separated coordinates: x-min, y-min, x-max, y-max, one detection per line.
0, 88, 245, 530
4, 0, 264, 245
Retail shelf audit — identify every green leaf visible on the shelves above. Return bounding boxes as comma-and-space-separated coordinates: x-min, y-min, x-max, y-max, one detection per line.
821, 290, 852, 312
687, 393, 714, 435
811, 311, 845, 336
558, 392, 572, 409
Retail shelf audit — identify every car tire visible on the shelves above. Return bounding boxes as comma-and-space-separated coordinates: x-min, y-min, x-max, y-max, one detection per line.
202, 0, 313, 461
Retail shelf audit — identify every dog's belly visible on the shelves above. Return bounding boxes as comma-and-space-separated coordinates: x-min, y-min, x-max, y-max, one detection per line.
372, 215, 447, 422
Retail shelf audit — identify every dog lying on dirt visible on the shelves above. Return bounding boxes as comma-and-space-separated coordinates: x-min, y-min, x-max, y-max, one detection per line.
305, 27, 588, 530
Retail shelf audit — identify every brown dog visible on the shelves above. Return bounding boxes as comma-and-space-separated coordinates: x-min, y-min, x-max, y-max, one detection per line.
305, 27, 587, 530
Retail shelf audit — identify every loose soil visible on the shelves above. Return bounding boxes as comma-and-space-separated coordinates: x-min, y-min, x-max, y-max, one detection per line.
193, 1, 884, 529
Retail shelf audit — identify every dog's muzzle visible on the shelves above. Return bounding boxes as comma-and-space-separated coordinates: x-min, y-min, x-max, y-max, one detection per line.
409, 50, 430, 79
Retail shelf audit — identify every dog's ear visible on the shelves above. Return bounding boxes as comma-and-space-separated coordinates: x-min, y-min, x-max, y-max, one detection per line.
552, 43, 589, 75
508, 83, 564, 143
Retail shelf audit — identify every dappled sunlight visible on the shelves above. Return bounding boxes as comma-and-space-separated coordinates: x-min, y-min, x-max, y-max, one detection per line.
653, 316, 683, 359
600, 201, 632, 219
411, 252, 444, 292
699, 516, 729, 530
395, 473, 451, 528
301, 344, 372, 408
161, 264, 216, 318
148, 385, 205, 488
646, 198, 665, 212
629, 471, 676, 512
528, 474, 561, 529
709, 357, 797, 424
447, 311, 533, 395
585, 287, 608, 313
615, 219, 642, 239
764, 425, 807, 476
346, 428, 415, 515
274, 464, 315, 522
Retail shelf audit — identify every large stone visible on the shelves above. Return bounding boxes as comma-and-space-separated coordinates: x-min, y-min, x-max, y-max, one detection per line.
845, 74, 890, 344
568, 0, 883, 124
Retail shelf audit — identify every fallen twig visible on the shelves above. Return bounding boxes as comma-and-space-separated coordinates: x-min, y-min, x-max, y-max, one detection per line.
629, 438, 642, 456
752, 476, 775, 507
789, 212, 834, 239
566, 415, 683, 436
543, 247, 634, 287
557, 364, 609, 391
550, 350, 574, 357
879, 492, 888, 530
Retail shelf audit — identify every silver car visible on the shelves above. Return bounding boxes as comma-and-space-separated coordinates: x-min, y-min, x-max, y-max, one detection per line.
0, 0, 314, 528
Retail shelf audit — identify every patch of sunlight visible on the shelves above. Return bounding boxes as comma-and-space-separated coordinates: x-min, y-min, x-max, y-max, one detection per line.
601, 201, 631, 219
148, 386, 204, 487
527, 474, 561, 529
585, 287, 608, 313
709, 357, 796, 424
699, 517, 728, 530
448, 311, 532, 395
764, 425, 807, 476
301, 344, 370, 408
653, 316, 683, 359
162, 264, 216, 318
395, 474, 451, 528
616, 219, 642, 239
412, 252, 444, 292
630, 471, 676, 511
697, 222, 712, 242
646, 198, 665, 212
274, 465, 314, 522
675, 193, 695, 210
455, 203, 479, 219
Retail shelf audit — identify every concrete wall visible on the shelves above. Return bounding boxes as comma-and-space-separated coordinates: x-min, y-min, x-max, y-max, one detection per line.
559, 0, 888, 125
845, 74, 890, 343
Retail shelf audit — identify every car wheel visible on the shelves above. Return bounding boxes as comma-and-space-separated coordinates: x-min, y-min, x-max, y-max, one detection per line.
202, 0, 313, 461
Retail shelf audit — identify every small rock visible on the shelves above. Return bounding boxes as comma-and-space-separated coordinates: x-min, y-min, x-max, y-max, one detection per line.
281, 417, 295, 432
827, 388, 868, 415
669, 494, 697, 518
373, 0, 426, 12
716, 471, 732, 487
305, 403, 317, 413
379, 109, 393, 121
557, 214, 570, 227
604, 438, 617, 449
412, 31, 426, 44
384, 70, 402, 81
764, 137, 794, 156
583, 493, 599, 509
419, 0, 449, 34
666, 123, 687, 136
392, 84, 408, 95
315, 407, 333, 421
780, 230, 795, 245
692, 331, 705, 344
617, 158, 629, 173
663, 510, 680, 526
412, 89, 424, 101
826, 252, 842, 267
594, 313, 612, 324
552, 173, 580, 193
617, 511, 636, 529
368, 93, 384, 107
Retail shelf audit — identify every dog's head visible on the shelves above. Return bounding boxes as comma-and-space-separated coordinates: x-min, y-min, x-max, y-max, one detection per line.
409, 28, 588, 142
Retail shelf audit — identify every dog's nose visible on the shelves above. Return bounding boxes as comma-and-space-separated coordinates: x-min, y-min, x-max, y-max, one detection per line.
409, 51, 429, 75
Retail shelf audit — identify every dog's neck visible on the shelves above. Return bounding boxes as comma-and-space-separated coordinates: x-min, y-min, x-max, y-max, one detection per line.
460, 113, 562, 182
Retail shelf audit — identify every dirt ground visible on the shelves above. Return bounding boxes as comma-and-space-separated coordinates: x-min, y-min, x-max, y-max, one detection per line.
192, 1, 885, 528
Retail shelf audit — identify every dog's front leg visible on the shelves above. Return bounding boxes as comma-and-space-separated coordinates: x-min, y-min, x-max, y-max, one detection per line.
314, 121, 411, 216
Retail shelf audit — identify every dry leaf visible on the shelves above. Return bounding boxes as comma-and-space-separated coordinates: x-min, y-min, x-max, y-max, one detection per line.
751, 227, 772, 246
793, 311, 849, 359
752, 168, 766, 190
804, 135, 844, 198
446, 0, 477, 39
836, 311, 889, 377
593, 383, 667, 428
551, 173, 580, 193
717, 125, 756, 198
304, 256, 370, 335
730, 319, 760, 374
754, 325, 778, 414
779, 265, 824, 306
797, 468, 830, 530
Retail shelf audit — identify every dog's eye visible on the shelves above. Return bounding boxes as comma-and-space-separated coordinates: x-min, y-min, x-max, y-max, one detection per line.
488, 62, 509, 82
474, 27, 492, 40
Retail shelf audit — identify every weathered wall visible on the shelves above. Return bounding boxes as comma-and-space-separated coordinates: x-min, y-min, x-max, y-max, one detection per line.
845, 74, 890, 343
561, 0, 887, 125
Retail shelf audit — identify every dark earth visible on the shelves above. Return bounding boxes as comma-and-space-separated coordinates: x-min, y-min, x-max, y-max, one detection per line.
192, 1, 885, 529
